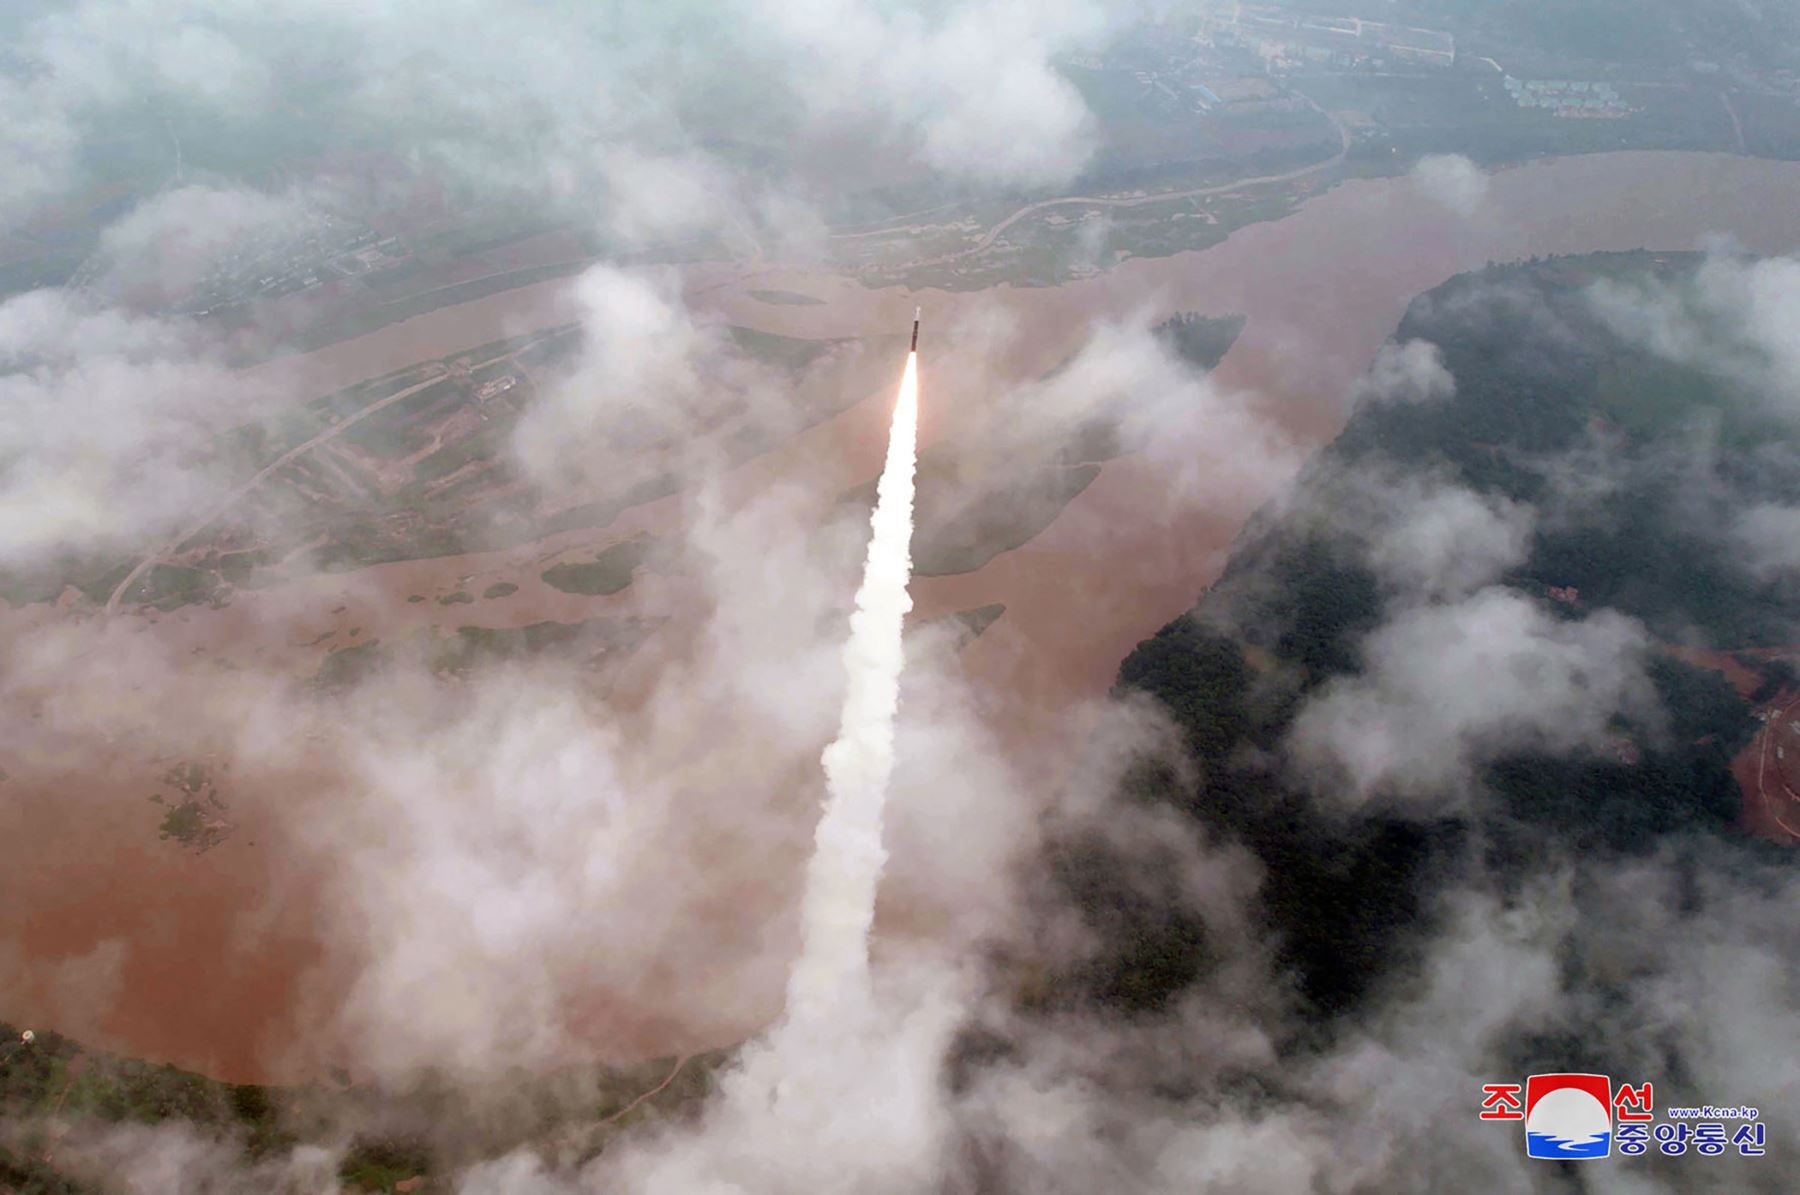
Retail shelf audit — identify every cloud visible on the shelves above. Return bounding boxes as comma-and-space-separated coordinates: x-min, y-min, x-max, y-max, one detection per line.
505, 260, 859, 509
1013, 312, 1304, 517
17, 1122, 341, 1195
1287, 587, 1656, 806
1732, 501, 1800, 578
0, 0, 1133, 238
1285, 463, 1536, 601
1409, 153, 1488, 218
599, 150, 741, 247
278, 525, 846, 1078
0, 2, 274, 225
0, 288, 277, 565
92, 183, 318, 306
936, 840, 1800, 1192
1590, 250, 1800, 408
239, 461, 1048, 1086
1363, 482, 1534, 601
0, 75, 80, 227
12, 8, 1800, 1195
1352, 339, 1456, 408
507, 266, 722, 490
754, 0, 1111, 189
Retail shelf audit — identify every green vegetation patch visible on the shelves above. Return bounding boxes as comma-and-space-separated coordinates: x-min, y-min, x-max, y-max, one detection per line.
339, 1138, 429, 1192
483, 581, 519, 599
953, 603, 1007, 640
541, 537, 657, 596
412, 424, 507, 484
748, 289, 826, 306
311, 641, 387, 692
425, 618, 657, 677
912, 464, 1101, 578
0, 551, 130, 608
725, 326, 836, 372
149, 763, 230, 853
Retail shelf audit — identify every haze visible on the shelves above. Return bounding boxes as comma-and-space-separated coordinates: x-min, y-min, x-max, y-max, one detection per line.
3, 2, 1800, 1193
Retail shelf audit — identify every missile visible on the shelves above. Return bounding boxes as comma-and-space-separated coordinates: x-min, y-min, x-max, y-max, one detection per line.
910, 306, 920, 353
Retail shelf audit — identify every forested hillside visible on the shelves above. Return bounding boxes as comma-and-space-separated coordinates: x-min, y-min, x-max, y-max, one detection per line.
1071, 252, 1800, 1023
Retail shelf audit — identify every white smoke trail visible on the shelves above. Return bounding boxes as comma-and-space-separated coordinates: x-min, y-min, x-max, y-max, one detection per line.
785, 350, 920, 1026
529, 354, 943, 1191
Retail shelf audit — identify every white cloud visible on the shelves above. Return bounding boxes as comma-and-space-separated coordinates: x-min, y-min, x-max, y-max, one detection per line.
94, 183, 316, 305
27, 1122, 340, 1195
1591, 250, 1800, 409
1410, 153, 1488, 218
0, 288, 276, 564
1288, 588, 1656, 806
0, 0, 1133, 235
1285, 464, 1536, 601
765, 0, 1109, 188
1354, 339, 1456, 408
506, 263, 786, 493
1363, 478, 1534, 600
1732, 501, 1800, 579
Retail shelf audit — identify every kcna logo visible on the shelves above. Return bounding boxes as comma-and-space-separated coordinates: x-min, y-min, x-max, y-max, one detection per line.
1481, 1073, 1648, 1160
1479, 1074, 1767, 1161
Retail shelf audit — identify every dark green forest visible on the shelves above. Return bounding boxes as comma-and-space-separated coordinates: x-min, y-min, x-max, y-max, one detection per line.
0, 1020, 721, 1193
1058, 252, 1800, 1031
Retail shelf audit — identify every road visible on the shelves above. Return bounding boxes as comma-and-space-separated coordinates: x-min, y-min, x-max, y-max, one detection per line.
908, 99, 1350, 269
1752, 693, 1800, 840
107, 96, 1344, 612
1722, 90, 1749, 155
105, 341, 541, 614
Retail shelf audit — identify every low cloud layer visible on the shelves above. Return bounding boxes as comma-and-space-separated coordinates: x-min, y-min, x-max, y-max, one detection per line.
6, 9, 1800, 1195
0, 0, 1140, 237
1409, 153, 1489, 219
0, 287, 275, 563
90, 184, 318, 308
1288, 587, 1656, 805
1288, 463, 1536, 601
1352, 339, 1456, 409
1591, 249, 1800, 407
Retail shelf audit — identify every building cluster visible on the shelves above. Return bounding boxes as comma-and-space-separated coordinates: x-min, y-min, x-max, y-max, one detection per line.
179, 215, 391, 315
1199, 4, 1455, 73
1502, 76, 1633, 119
473, 373, 518, 404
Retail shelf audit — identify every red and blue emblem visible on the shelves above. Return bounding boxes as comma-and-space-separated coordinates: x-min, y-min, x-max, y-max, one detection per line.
1525, 1073, 1613, 1159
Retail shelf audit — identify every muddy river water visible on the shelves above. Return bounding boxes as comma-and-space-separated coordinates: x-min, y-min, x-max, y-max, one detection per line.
6, 151, 1800, 1082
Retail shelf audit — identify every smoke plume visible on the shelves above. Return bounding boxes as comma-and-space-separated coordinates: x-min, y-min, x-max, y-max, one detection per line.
787, 349, 921, 1025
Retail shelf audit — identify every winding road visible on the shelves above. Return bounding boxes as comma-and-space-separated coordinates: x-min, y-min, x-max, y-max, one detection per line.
105, 340, 544, 615
1752, 693, 1800, 840
910, 99, 1350, 268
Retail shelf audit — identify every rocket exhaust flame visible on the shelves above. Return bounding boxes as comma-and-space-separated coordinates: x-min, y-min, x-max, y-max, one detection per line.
785, 345, 920, 1025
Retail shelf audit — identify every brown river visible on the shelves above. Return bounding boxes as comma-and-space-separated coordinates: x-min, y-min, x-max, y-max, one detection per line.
6, 151, 1800, 1083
